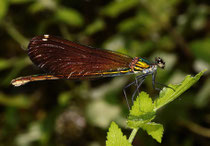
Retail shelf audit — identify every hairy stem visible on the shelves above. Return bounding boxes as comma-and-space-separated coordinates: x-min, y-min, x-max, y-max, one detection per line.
128, 128, 139, 143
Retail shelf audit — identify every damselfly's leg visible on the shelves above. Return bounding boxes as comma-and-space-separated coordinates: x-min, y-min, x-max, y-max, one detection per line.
134, 73, 148, 93
152, 71, 161, 90
152, 71, 175, 91
123, 79, 140, 109
123, 74, 148, 109
131, 76, 146, 104
155, 82, 175, 91
135, 78, 140, 95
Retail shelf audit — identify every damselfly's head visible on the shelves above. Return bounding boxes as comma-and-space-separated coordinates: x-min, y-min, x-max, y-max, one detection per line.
155, 57, 165, 69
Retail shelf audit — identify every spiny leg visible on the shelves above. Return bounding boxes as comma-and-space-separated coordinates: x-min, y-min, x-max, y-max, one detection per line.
152, 71, 160, 90
152, 71, 175, 91
123, 74, 148, 109
131, 74, 148, 102
123, 79, 138, 110
135, 77, 140, 95
134, 74, 148, 94
155, 82, 175, 91
131, 77, 146, 104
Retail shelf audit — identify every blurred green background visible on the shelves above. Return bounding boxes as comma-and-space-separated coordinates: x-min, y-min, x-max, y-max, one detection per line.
0, 0, 209, 145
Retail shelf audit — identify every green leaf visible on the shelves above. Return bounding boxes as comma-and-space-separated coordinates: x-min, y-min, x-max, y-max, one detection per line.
55, 7, 84, 27
0, 0, 8, 21
28, 0, 56, 13
130, 92, 154, 115
139, 0, 180, 24
194, 78, 210, 108
1, 57, 30, 86
10, 0, 32, 4
101, 0, 139, 18
106, 122, 131, 146
127, 92, 156, 128
84, 19, 105, 35
16, 122, 42, 145
0, 93, 31, 108
58, 91, 72, 106
103, 36, 126, 53
142, 122, 164, 143
128, 40, 154, 56
190, 38, 210, 62
154, 69, 206, 110
127, 113, 156, 128
127, 70, 205, 143
118, 11, 160, 35
0, 58, 12, 71
86, 100, 121, 128
28, 3, 46, 13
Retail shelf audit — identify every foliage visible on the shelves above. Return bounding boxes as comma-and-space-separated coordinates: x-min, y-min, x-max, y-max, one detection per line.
106, 122, 131, 146
0, 0, 209, 145
106, 70, 205, 145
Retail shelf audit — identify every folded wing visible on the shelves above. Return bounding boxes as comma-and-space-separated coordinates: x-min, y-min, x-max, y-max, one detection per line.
28, 35, 133, 79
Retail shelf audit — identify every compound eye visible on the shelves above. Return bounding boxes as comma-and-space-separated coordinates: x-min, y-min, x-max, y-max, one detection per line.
155, 57, 165, 69
158, 57, 162, 63
155, 57, 161, 63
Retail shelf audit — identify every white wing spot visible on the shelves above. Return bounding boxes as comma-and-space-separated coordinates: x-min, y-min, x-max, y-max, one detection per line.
44, 34, 49, 38
42, 38, 48, 41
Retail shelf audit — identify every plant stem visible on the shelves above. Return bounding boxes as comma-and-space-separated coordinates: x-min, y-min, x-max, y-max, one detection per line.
2, 20, 28, 48
128, 128, 139, 143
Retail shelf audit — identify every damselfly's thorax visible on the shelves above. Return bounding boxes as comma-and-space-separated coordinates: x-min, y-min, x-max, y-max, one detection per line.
130, 57, 165, 74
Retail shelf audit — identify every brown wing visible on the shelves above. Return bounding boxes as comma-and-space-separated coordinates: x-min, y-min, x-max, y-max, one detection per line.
28, 35, 133, 79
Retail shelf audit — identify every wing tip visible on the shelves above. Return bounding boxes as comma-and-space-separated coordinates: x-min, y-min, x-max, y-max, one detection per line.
28, 34, 51, 50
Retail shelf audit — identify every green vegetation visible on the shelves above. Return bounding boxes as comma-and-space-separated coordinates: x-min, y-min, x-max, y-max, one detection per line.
0, 0, 209, 145
106, 70, 205, 145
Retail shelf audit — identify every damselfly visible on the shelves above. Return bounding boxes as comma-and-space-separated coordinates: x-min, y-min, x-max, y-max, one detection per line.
11, 35, 171, 108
